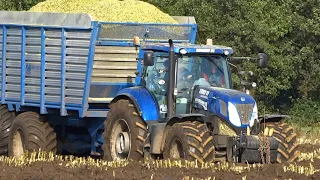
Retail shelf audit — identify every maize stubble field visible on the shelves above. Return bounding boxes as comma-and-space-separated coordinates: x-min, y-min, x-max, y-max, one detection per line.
0, 137, 319, 180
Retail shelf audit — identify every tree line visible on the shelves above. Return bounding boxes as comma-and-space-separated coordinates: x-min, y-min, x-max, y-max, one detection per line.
1, 0, 319, 125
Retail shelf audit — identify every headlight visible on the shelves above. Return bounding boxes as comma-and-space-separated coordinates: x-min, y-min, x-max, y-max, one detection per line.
179, 48, 187, 54
228, 102, 241, 127
249, 103, 258, 127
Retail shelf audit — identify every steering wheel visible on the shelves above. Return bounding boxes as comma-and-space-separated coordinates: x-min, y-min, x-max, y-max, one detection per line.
176, 81, 193, 99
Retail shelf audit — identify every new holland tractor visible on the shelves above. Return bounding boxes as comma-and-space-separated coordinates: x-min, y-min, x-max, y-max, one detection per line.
118, 40, 300, 164
0, 11, 299, 164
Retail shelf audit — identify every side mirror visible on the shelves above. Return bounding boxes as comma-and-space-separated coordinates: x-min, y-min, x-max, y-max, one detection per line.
143, 51, 154, 66
257, 53, 268, 68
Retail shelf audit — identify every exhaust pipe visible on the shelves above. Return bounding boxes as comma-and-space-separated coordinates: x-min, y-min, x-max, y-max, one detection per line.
167, 39, 175, 120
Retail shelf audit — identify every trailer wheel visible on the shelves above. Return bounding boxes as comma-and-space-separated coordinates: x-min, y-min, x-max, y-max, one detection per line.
8, 112, 57, 157
0, 105, 15, 155
261, 122, 300, 163
102, 99, 147, 161
163, 121, 215, 163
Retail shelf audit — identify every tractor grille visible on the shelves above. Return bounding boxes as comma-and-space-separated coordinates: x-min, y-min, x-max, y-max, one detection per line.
236, 104, 253, 124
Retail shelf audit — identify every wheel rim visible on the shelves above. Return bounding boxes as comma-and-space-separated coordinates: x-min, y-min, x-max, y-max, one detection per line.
169, 138, 184, 159
110, 119, 131, 160
116, 132, 130, 154
12, 129, 24, 157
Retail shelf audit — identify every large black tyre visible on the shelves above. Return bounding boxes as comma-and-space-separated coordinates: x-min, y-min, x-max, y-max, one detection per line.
8, 112, 57, 157
102, 99, 148, 161
0, 105, 15, 155
261, 122, 300, 163
163, 121, 215, 163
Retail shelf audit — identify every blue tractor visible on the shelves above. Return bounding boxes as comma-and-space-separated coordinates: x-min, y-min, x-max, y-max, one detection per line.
0, 11, 299, 164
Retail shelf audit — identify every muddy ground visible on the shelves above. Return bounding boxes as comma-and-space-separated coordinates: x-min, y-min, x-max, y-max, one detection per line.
0, 142, 319, 180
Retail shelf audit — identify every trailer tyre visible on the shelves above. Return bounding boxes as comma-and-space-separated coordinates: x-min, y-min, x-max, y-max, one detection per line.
102, 99, 148, 161
8, 112, 57, 157
262, 122, 300, 163
0, 105, 15, 155
163, 121, 215, 163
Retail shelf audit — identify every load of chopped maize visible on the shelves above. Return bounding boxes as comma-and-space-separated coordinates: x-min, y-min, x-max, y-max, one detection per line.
29, 0, 178, 23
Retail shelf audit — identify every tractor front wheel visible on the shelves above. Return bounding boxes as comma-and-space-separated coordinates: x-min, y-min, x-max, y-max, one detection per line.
261, 122, 300, 163
163, 121, 215, 163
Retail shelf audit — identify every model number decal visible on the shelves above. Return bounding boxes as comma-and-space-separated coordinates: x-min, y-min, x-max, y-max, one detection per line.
199, 89, 209, 99
195, 98, 207, 110
199, 89, 210, 96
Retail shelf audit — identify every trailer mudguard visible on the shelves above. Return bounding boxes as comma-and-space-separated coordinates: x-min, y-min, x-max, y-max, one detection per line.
111, 87, 159, 121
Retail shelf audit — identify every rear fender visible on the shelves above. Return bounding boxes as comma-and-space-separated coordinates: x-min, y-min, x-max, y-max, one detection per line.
110, 87, 159, 121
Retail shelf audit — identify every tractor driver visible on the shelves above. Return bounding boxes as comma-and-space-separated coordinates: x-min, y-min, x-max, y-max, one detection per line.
202, 59, 226, 88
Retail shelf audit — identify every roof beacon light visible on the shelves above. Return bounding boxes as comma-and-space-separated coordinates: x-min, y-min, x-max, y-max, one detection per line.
224, 50, 230, 55
133, 36, 140, 46
206, 39, 213, 45
179, 48, 187, 54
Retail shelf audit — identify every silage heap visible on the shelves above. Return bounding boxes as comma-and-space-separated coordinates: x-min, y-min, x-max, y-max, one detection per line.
28, 0, 178, 23
29, 0, 186, 43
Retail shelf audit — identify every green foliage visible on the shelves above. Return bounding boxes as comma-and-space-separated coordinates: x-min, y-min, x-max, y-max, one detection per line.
0, 0, 43, 11
288, 99, 320, 132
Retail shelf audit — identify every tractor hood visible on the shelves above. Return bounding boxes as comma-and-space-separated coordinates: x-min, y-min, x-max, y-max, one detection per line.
208, 86, 255, 104
193, 86, 257, 128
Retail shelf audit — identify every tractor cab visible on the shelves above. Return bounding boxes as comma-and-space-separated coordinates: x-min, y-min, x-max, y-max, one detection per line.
141, 43, 232, 115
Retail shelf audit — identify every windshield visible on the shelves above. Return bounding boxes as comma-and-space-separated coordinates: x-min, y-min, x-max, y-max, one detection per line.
176, 54, 230, 89
144, 53, 230, 90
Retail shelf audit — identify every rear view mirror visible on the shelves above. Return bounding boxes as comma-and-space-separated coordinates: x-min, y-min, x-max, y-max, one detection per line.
143, 51, 154, 66
257, 53, 268, 68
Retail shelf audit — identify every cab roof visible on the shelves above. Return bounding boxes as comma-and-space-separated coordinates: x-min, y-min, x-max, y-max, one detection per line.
141, 43, 234, 55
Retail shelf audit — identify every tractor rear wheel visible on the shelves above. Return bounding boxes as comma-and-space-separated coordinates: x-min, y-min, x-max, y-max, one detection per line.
0, 105, 15, 155
261, 122, 300, 163
8, 112, 57, 157
163, 121, 215, 163
102, 99, 148, 161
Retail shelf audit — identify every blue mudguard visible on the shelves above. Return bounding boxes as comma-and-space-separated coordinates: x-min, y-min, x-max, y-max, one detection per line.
111, 87, 159, 121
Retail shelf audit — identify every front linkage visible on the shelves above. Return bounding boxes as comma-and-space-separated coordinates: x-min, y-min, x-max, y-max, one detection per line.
226, 134, 278, 164
225, 119, 300, 164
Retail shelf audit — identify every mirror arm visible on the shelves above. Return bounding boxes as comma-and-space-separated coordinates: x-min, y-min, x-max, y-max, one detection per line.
228, 61, 246, 89
229, 53, 268, 68
228, 62, 238, 69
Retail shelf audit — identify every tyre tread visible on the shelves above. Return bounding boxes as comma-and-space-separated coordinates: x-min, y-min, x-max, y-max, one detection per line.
163, 121, 215, 163
102, 99, 147, 161
263, 122, 300, 163
0, 105, 15, 155
8, 112, 57, 156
